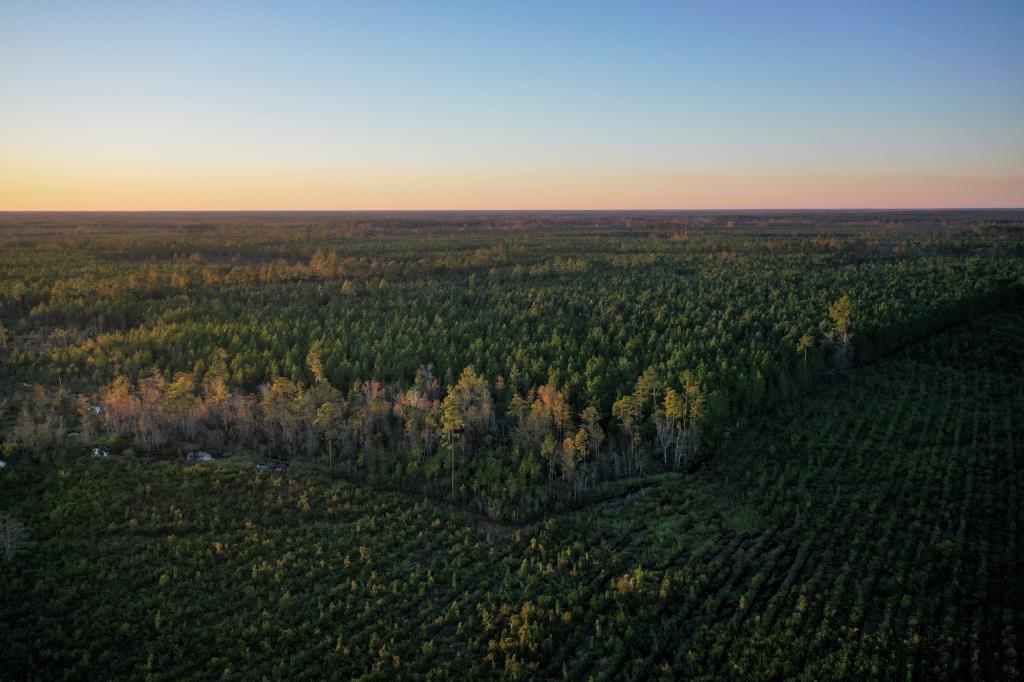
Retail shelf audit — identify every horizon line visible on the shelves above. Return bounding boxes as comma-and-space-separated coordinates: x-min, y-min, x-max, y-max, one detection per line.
2, 207, 1023, 214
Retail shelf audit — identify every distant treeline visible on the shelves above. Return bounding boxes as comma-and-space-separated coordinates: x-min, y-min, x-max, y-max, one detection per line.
1, 214, 1023, 518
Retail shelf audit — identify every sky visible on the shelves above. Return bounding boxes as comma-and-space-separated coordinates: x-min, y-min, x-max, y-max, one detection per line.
1, 0, 1022, 209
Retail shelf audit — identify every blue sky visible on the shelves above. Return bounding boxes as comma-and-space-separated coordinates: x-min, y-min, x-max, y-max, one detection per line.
2, 0, 1022, 208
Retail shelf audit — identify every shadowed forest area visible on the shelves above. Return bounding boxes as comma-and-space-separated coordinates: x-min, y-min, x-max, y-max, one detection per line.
1, 211, 1023, 679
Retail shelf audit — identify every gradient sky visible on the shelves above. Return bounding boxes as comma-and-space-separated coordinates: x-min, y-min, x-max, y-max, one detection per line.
2, 0, 1023, 209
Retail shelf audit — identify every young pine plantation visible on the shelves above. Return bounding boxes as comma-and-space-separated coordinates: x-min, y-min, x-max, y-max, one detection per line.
0, 211, 1022, 680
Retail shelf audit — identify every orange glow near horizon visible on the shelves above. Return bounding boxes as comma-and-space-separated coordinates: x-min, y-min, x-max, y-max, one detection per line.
3, 4, 1022, 211
2, 165, 1022, 211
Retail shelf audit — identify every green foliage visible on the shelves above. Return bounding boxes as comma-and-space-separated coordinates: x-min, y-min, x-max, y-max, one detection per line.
1, 308, 1022, 679
1, 214, 1023, 519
